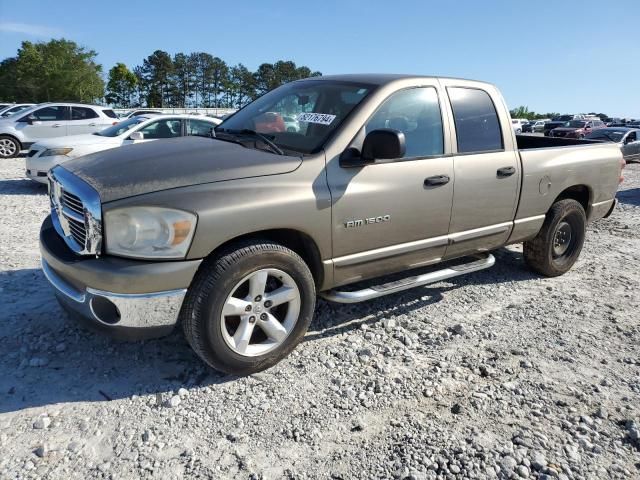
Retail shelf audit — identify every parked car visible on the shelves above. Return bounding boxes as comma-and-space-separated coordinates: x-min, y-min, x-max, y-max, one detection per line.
533, 120, 550, 133
39, 74, 623, 375
543, 121, 567, 136
0, 103, 34, 118
585, 127, 640, 163
511, 119, 526, 134
26, 115, 219, 183
122, 109, 164, 119
0, 103, 119, 159
550, 119, 606, 139
283, 115, 300, 132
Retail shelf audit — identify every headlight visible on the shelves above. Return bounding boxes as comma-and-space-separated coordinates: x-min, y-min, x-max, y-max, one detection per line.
104, 207, 197, 259
41, 147, 73, 157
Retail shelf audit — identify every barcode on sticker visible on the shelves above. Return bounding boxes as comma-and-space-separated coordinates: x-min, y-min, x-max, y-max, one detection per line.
296, 113, 336, 125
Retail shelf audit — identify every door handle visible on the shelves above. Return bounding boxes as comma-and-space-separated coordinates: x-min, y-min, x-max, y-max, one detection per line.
497, 166, 516, 178
424, 175, 450, 186
52, 124, 62, 128
89, 123, 97, 126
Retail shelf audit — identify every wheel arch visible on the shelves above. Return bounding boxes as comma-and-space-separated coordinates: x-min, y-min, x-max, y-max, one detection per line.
201, 228, 325, 289
0, 133, 23, 152
552, 184, 591, 217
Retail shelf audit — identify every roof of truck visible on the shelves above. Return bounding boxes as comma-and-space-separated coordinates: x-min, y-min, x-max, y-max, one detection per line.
299, 73, 494, 87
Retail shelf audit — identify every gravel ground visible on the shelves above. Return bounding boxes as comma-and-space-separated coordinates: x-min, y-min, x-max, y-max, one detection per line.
0, 157, 638, 479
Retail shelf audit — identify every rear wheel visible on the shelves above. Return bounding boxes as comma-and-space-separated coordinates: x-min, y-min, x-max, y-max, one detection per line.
181, 241, 316, 374
0, 136, 20, 159
524, 199, 586, 277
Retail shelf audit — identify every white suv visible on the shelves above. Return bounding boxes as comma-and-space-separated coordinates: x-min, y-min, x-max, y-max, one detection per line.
0, 103, 118, 159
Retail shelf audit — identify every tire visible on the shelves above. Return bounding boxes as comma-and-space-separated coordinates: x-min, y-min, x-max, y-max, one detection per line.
0, 135, 20, 159
181, 240, 316, 375
524, 199, 586, 277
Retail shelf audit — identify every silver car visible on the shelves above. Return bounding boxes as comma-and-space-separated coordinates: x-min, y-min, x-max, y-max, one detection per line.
585, 127, 640, 163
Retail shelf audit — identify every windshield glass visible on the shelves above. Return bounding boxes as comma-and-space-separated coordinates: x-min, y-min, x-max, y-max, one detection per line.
95, 117, 146, 137
216, 80, 373, 154
567, 121, 586, 128
585, 130, 625, 142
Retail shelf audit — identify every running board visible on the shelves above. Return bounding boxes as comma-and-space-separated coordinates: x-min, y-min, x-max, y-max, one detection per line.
320, 253, 495, 304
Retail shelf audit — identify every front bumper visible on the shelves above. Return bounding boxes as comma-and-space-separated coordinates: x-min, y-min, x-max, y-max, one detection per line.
25, 153, 63, 184
40, 216, 202, 340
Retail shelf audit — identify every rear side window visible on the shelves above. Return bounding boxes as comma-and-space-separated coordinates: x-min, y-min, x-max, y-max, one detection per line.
71, 107, 99, 120
187, 119, 214, 137
28, 106, 68, 121
448, 87, 503, 153
364, 87, 444, 158
102, 109, 117, 118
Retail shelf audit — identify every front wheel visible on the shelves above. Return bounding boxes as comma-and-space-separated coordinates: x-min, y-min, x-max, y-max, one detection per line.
524, 199, 586, 277
181, 241, 316, 374
0, 136, 20, 159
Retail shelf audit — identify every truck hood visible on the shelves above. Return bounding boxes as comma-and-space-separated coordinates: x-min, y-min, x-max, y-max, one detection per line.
62, 136, 303, 203
34, 133, 121, 149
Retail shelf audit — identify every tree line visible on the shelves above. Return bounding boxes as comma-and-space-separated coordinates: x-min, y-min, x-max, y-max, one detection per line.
0, 39, 322, 109
509, 105, 610, 121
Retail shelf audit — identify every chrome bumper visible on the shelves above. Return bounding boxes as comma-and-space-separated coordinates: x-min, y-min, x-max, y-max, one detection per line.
42, 259, 186, 333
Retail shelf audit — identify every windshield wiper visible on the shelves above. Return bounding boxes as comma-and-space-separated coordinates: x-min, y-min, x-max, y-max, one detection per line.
217, 128, 284, 155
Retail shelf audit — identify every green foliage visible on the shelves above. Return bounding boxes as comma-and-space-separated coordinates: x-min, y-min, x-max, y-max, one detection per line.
0, 39, 103, 103
105, 63, 137, 108
0, 39, 321, 108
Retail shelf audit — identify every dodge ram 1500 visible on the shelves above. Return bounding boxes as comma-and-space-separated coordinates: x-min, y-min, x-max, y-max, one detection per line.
40, 74, 624, 374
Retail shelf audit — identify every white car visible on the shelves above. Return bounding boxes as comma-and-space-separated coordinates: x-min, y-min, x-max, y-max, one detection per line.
283, 115, 300, 132
0, 103, 35, 118
0, 103, 119, 159
26, 114, 219, 183
511, 118, 528, 134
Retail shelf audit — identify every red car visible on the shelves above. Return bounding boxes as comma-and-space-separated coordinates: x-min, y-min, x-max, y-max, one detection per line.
550, 119, 606, 139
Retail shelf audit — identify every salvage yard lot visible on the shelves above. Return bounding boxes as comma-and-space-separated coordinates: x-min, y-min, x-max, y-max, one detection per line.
0, 158, 639, 479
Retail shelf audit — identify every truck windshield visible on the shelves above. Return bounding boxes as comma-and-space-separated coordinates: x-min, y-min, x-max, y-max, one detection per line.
94, 117, 146, 137
216, 80, 373, 154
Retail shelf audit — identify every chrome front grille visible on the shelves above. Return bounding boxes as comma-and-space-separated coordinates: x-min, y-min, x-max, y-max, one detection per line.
48, 167, 102, 255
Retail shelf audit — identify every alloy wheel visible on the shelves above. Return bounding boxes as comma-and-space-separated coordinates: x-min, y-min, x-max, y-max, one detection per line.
220, 268, 301, 357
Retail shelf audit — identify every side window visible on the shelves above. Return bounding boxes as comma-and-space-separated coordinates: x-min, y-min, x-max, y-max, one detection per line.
102, 109, 117, 119
71, 107, 99, 120
448, 87, 503, 153
29, 106, 68, 121
138, 119, 182, 139
627, 132, 637, 142
186, 119, 214, 137
364, 87, 444, 158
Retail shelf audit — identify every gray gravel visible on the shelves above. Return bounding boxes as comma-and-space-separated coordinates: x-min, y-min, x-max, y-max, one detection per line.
0, 156, 639, 479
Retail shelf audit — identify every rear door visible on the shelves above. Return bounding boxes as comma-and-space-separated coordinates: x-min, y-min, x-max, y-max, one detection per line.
440, 82, 521, 259
327, 84, 455, 285
68, 107, 102, 135
16, 105, 69, 142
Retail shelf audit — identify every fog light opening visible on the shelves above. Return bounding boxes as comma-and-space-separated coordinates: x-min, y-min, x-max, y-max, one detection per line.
90, 296, 121, 325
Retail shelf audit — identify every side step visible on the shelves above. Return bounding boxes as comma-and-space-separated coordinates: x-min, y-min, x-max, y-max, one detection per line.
320, 253, 495, 304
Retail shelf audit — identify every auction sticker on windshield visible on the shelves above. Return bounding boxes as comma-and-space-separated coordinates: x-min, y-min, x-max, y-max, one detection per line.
296, 113, 336, 125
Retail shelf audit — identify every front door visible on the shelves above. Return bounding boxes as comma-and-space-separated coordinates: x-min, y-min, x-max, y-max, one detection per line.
442, 84, 520, 258
327, 85, 455, 286
17, 105, 69, 142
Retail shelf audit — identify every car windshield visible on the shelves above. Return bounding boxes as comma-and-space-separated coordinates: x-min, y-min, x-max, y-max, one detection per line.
94, 117, 146, 137
567, 121, 586, 128
216, 80, 373, 154
585, 130, 625, 142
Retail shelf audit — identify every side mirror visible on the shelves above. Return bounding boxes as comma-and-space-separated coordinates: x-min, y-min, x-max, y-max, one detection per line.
18, 115, 34, 124
129, 131, 144, 141
361, 128, 406, 162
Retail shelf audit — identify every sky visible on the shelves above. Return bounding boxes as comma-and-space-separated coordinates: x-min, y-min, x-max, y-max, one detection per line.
1, 0, 638, 117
